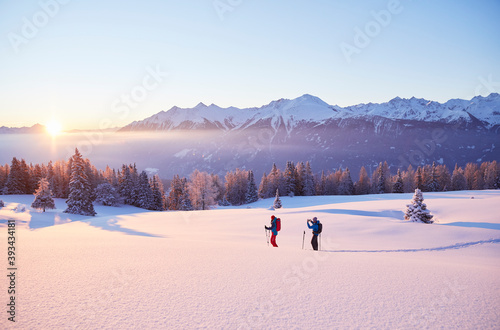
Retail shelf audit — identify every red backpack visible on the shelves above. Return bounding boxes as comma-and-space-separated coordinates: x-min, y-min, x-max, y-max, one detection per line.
275, 218, 281, 232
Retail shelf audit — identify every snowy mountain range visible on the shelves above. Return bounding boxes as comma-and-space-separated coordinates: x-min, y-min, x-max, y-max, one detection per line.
115, 93, 500, 178
120, 93, 500, 132
0, 123, 46, 134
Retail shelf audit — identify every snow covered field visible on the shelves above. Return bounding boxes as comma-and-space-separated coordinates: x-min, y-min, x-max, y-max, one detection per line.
1, 190, 499, 329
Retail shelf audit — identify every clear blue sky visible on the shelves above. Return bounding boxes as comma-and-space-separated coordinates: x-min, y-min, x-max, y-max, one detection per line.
1, 0, 499, 129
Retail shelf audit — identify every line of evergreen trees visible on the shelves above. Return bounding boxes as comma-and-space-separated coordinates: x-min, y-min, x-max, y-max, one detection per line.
0, 149, 499, 214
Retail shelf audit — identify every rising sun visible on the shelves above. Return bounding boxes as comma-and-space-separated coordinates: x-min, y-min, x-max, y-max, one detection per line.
46, 120, 62, 136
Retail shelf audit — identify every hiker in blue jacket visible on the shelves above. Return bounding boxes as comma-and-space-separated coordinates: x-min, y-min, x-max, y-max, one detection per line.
307, 217, 321, 250
265, 215, 279, 247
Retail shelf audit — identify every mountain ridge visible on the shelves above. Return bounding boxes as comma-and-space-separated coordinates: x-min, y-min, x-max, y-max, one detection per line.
120, 93, 500, 132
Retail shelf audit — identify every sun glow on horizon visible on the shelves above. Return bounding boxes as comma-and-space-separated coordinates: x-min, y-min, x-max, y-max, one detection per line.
46, 120, 63, 136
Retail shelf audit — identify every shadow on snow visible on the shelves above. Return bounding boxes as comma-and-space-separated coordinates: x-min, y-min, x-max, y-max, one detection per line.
295, 208, 405, 220
442, 222, 500, 231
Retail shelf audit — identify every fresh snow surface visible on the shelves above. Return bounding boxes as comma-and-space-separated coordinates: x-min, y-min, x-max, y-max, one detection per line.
1, 191, 500, 329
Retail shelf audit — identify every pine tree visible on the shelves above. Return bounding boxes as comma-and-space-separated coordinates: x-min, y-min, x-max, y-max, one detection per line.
167, 175, 184, 210
180, 177, 193, 210
258, 172, 270, 199
295, 162, 306, 196
94, 182, 120, 206
64, 148, 96, 216
150, 175, 165, 211
245, 170, 259, 203
29, 164, 43, 194
437, 165, 451, 191
376, 162, 385, 194
402, 165, 415, 193
211, 174, 225, 205
273, 188, 282, 209
136, 171, 153, 209
268, 163, 283, 197
225, 168, 249, 206
414, 166, 424, 190
451, 164, 467, 191
425, 162, 440, 192
404, 189, 434, 224
283, 161, 297, 196
31, 178, 56, 212
0, 200, 4, 208
316, 170, 327, 195
118, 165, 132, 204
5, 157, 26, 194
338, 168, 354, 195
303, 161, 315, 196
354, 166, 371, 195
392, 169, 404, 193
484, 161, 499, 189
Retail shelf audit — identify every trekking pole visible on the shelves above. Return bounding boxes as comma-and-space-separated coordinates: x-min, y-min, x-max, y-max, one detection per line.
319, 233, 321, 251
302, 230, 305, 249
265, 228, 269, 246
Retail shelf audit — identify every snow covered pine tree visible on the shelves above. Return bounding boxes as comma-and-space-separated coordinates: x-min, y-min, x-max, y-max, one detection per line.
404, 188, 434, 223
64, 148, 96, 216
31, 177, 56, 212
273, 189, 282, 209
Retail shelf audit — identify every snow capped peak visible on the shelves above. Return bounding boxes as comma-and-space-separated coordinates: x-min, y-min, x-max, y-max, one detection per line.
297, 93, 329, 105
194, 102, 207, 109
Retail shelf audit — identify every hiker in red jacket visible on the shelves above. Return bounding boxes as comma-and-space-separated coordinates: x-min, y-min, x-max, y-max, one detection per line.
265, 215, 279, 247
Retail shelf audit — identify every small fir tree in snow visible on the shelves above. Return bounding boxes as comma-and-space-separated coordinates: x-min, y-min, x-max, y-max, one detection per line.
64, 148, 96, 216
0, 200, 5, 208
404, 189, 434, 224
31, 178, 56, 212
273, 189, 282, 209
94, 182, 120, 206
